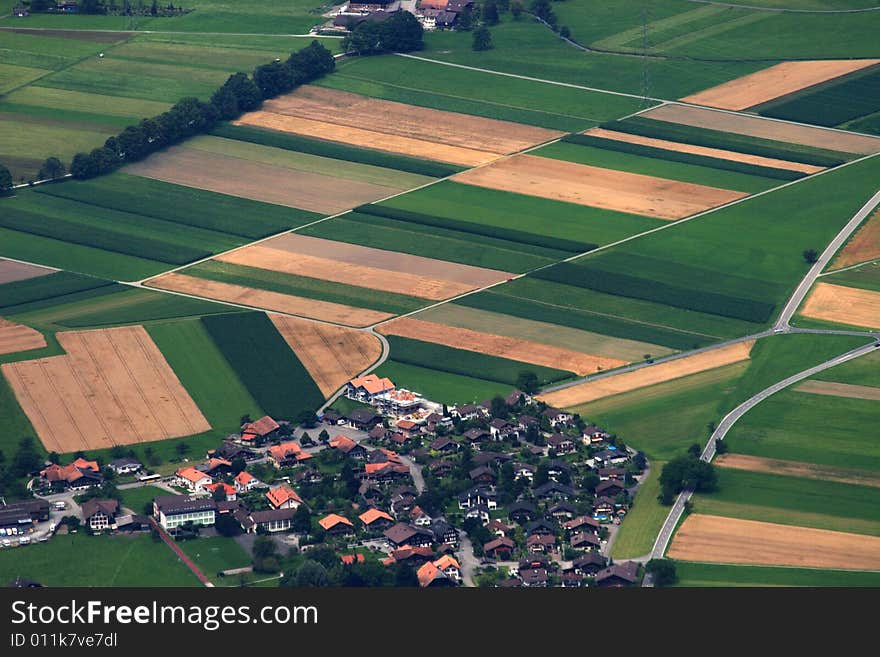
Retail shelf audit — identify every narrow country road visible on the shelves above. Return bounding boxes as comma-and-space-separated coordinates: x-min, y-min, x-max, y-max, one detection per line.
398, 454, 425, 494
457, 531, 478, 587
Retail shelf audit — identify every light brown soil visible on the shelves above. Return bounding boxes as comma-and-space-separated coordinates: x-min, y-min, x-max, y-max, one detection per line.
1, 326, 209, 454
538, 340, 754, 407
714, 453, 880, 489
146, 273, 393, 328
258, 85, 562, 154
680, 60, 880, 111
795, 379, 880, 401
125, 145, 399, 214
668, 514, 880, 570
453, 154, 746, 220
0, 258, 55, 284
269, 315, 382, 397
218, 246, 483, 301
642, 104, 880, 155
377, 317, 627, 376
235, 112, 500, 167
585, 127, 823, 174
831, 209, 880, 269
800, 282, 880, 329
262, 233, 511, 288
0, 318, 46, 355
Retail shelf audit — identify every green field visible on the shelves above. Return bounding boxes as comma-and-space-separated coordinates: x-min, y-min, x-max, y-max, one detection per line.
822, 260, 880, 292
184, 260, 427, 316
815, 349, 880, 387
374, 360, 512, 406
177, 536, 252, 586
201, 312, 324, 420
148, 318, 264, 432
609, 462, 667, 559
118, 485, 168, 515
0, 534, 199, 587
0, 374, 38, 460
673, 561, 880, 587
0, 271, 113, 311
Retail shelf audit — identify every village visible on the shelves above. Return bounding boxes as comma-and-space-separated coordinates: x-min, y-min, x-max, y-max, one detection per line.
1, 372, 648, 588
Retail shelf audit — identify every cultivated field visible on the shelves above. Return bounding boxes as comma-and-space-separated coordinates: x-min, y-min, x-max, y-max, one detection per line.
146, 273, 394, 328
680, 59, 880, 111
538, 340, 754, 407
0, 318, 46, 356
269, 315, 383, 397
1, 326, 209, 453
453, 154, 745, 220
640, 104, 880, 154
830, 208, 880, 269
0, 259, 55, 285
377, 317, 626, 376
715, 454, 880, 489
795, 379, 880, 401
668, 514, 880, 570
800, 282, 880, 329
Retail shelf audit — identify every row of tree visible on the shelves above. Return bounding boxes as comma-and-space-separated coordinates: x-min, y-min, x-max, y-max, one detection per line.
341, 11, 424, 56
69, 40, 335, 180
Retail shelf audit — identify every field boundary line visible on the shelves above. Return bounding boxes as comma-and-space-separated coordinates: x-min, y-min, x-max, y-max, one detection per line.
683, 0, 880, 13
821, 256, 880, 276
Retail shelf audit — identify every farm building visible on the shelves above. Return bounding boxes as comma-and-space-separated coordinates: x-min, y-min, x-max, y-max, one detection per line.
346, 374, 395, 403
266, 485, 304, 510
174, 467, 213, 493
240, 416, 280, 443
40, 458, 102, 491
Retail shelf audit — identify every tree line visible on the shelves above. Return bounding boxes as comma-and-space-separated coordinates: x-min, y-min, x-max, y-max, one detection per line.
68, 40, 335, 181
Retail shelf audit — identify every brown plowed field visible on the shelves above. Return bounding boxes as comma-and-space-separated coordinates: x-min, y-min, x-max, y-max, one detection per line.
269, 315, 382, 397
125, 146, 398, 214
641, 104, 880, 155
452, 154, 746, 219
795, 379, 880, 401
538, 340, 754, 407
714, 453, 880, 489
668, 514, 880, 570
0, 319, 46, 355
800, 282, 880, 329
257, 85, 562, 154
680, 60, 880, 111
1, 326, 209, 454
0, 258, 55, 284
217, 246, 481, 301
235, 113, 500, 167
263, 233, 511, 288
378, 317, 626, 376
147, 273, 393, 328
585, 127, 823, 174
831, 209, 880, 269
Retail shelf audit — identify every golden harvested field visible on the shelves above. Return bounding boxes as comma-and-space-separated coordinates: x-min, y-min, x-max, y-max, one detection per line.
269, 315, 382, 397
146, 273, 393, 328
795, 379, 880, 401
377, 317, 625, 376
831, 209, 880, 269
538, 340, 754, 407
0, 258, 55, 284
217, 245, 487, 301
584, 127, 823, 174
680, 60, 880, 111
0, 318, 46, 355
668, 514, 880, 570
642, 104, 880, 155
125, 146, 399, 214
1, 326, 209, 454
453, 154, 745, 219
800, 282, 880, 329
714, 454, 880, 489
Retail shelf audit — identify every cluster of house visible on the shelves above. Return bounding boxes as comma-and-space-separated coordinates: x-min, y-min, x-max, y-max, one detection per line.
327, 0, 475, 33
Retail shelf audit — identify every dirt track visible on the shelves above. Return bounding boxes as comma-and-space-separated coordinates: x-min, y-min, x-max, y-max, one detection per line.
453, 154, 746, 219
269, 315, 382, 397
1, 326, 209, 454
642, 104, 880, 155
715, 453, 880, 489
795, 379, 880, 401
538, 340, 754, 407
0, 259, 55, 284
668, 514, 880, 570
147, 273, 393, 328
800, 282, 880, 329
680, 60, 880, 111
0, 319, 47, 355
125, 146, 399, 214
585, 127, 823, 174
831, 209, 880, 269
378, 317, 626, 376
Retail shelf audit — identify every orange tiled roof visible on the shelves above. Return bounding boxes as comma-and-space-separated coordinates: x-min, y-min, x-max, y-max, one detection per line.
266, 485, 303, 508
340, 553, 365, 565
433, 555, 460, 571
417, 561, 442, 587
329, 436, 357, 451
176, 467, 212, 485
319, 513, 354, 530
235, 471, 255, 485
205, 482, 235, 495
359, 508, 394, 525
396, 420, 418, 430
72, 457, 99, 472
268, 441, 301, 462
349, 374, 395, 395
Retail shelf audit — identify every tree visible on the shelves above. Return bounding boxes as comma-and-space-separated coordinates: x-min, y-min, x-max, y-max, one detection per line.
530, 0, 556, 28
658, 455, 718, 504
394, 563, 418, 587
581, 471, 599, 493
803, 248, 819, 264
30, 0, 52, 10
215, 513, 243, 537
288, 40, 336, 84
48, 451, 60, 465
175, 441, 190, 456
510, 0, 523, 19
223, 72, 262, 112
292, 505, 312, 533
457, 5, 474, 30
231, 457, 246, 475
296, 410, 318, 428
343, 11, 423, 55
0, 163, 12, 195
294, 560, 330, 587
687, 443, 702, 458
11, 438, 42, 478
38, 157, 66, 181
212, 486, 227, 502
489, 395, 508, 419
646, 558, 677, 587
79, 0, 104, 14
715, 438, 728, 455
483, 0, 500, 25
472, 26, 493, 51
318, 429, 330, 443
516, 371, 540, 394
210, 84, 240, 121
253, 60, 295, 99
559, 25, 571, 39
